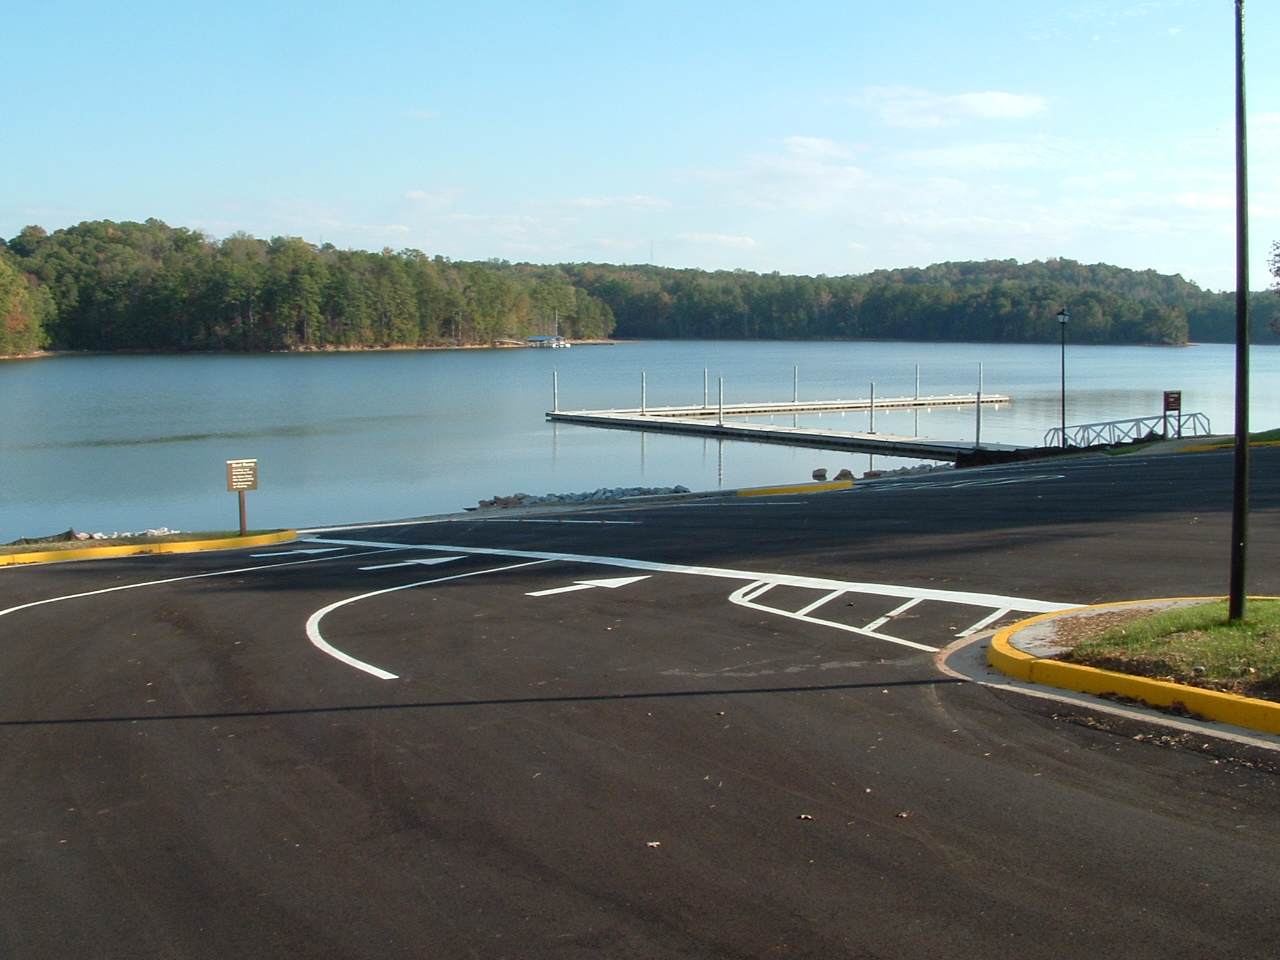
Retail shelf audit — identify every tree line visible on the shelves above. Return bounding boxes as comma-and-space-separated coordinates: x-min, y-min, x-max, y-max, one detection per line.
2, 218, 1278, 356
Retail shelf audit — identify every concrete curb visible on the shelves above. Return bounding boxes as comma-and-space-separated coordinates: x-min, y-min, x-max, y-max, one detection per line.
0, 530, 298, 567
988, 598, 1280, 737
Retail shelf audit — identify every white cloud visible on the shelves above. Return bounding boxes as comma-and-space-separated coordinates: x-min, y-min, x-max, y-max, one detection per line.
565, 195, 671, 210
678, 232, 757, 249
690, 141, 871, 212
1064, 170, 1137, 189
404, 187, 465, 208
780, 136, 852, 158
894, 141, 1051, 172
858, 87, 1048, 129
1174, 192, 1232, 212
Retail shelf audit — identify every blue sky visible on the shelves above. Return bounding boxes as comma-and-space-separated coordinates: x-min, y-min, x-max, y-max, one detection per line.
4, 0, 1277, 290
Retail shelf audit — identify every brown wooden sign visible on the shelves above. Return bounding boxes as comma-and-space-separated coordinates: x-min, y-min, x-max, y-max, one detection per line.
226, 459, 259, 491
1163, 390, 1182, 413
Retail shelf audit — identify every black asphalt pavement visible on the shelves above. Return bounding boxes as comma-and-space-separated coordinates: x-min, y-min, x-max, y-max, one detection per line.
2, 448, 1279, 959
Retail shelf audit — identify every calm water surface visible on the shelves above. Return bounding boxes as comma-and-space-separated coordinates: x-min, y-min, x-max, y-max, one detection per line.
2, 341, 1278, 542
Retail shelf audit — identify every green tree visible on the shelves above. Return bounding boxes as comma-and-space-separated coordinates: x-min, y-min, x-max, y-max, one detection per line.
261, 238, 327, 347
0, 255, 51, 355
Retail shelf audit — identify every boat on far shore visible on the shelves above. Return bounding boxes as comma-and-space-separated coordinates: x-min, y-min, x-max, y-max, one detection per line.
526, 335, 570, 348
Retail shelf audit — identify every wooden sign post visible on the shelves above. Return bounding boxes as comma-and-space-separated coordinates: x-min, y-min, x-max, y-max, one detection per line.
225, 459, 258, 536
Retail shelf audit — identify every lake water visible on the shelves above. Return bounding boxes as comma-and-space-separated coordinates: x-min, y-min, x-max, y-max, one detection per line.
2, 340, 1278, 543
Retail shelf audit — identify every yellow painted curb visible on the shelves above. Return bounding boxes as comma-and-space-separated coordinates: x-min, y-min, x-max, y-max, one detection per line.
737, 480, 854, 497
988, 597, 1280, 736
0, 530, 297, 567
1178, 439, 1280, 453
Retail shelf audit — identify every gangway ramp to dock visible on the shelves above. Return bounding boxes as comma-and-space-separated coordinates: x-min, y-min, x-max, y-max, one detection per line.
547, 394, 1022, 461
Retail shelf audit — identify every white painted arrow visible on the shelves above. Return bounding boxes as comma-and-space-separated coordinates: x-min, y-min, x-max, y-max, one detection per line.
526, 575, 650, 597
251, 547, 346, 557
358, 557, 465, 571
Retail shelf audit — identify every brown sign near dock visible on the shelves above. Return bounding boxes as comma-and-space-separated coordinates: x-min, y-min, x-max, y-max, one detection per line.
226, 459, 258, 491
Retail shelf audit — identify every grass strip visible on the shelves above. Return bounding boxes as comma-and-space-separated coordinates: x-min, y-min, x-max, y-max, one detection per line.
1060, 600, 1280, 701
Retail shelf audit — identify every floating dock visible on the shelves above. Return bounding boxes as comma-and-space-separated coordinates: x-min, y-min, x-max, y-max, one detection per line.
548, 394, 1023, 461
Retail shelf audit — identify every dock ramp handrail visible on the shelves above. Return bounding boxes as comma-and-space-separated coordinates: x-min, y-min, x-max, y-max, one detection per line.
1043, 412, 1211, 448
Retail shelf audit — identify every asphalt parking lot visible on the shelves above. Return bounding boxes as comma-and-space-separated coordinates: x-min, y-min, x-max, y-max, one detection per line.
2, 448, 1279, 959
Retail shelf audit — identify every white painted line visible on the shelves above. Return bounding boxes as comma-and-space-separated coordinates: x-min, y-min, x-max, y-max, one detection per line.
0, 550, 396, 622
795, 589, 846, 617
307, 539, 1072, 614
250, 547, 347, 557
956, 607, 1011, 638
525, 583, 596, 597
474, 519, 641, 525
739, 581, 775, 604
305, 560, 550, 679
727, 583, 939, 653
674, 501, 808, 507
526, 575, 650, 597
358, 557, 464, 571
863, 597, 923, 632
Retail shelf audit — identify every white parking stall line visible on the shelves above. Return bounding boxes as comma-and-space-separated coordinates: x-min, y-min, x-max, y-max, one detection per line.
304, 560, 551, 679
795, 589, 847, 618
863, 597, 923, 633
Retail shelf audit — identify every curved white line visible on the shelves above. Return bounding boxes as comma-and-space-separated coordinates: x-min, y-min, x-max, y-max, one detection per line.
0, 550, 393, 620
304, 560, 550, 679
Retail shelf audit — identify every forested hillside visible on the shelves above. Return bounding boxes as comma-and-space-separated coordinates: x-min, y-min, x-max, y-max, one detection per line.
0, 220, 613, 353
2, 218, 1277, 354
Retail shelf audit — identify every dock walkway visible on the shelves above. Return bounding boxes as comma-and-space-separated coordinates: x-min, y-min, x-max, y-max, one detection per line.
548, 394, 1022, 461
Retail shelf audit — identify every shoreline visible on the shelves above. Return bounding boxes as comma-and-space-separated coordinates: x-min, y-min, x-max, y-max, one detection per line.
8, 337, 1264, 363
0, 339, 622, 361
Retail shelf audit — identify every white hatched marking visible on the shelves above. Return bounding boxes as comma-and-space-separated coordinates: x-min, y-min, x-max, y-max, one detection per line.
795, 589, 846, 617
957, 607, 1012, 637
864, 597, 923, 632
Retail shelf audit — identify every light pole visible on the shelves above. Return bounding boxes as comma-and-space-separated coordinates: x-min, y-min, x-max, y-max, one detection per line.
1229, 0, 1250, 622
1057, 309, 1069, 449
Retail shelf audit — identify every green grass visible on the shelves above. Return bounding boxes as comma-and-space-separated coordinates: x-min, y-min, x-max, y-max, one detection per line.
1062, 600, 1280, 700
2, 531, 279, 554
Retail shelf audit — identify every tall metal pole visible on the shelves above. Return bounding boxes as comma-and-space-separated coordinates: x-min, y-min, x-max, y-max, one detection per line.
641, 371, 647, 415
552, 369, 559, 413
869, 382, 876, 433
718, 378, 724, 426
1058, 310, 1069, 448
793, 365, 799, 404
703, 368, 709, 408
1229, 0, 1251, 622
